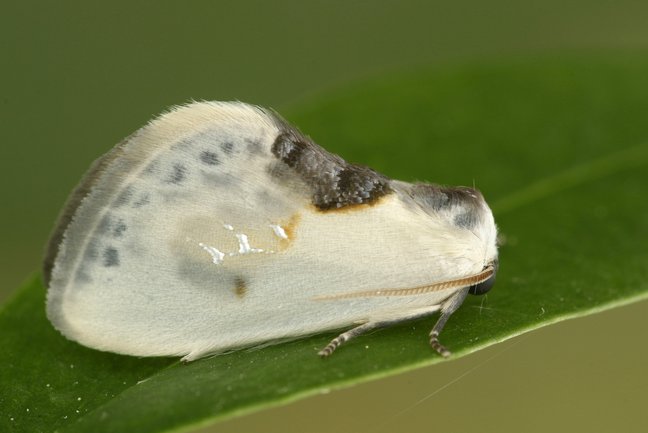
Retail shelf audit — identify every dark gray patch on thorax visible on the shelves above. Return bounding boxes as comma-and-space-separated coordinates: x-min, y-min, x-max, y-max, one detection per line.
407, 183, 485, 230
410, 184, 483, 208
270, 127, 392, 210
454, 211, 479, 229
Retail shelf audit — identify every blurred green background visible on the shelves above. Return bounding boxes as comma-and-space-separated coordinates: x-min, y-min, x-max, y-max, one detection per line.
2, 1, 647, 432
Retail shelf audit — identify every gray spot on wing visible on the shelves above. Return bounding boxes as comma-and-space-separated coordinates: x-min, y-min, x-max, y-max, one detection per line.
113, 219, 127, 238
103, 247, 120, 267
201, 170, 237, 188
221, 141, 234, 154
175, 129, 239, 156
175, 258, 238, 297
270, 128, 392, 210
75, 268, 93, 284
200, 150, 220, 166
83, 241, 99, 263
166, 163, 187, 184
133, 192, 150, 208
97, 214, 113, 235
245, 138, 263, 154
144, 159, 160, 176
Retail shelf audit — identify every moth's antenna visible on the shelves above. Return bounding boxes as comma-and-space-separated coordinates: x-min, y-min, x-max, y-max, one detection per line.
314, 266, 495, 300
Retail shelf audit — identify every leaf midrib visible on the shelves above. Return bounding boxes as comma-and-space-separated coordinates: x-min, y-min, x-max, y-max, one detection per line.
493, 141, 648, 214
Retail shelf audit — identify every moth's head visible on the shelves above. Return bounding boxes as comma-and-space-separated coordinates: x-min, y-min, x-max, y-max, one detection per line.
404, 182, 499, 295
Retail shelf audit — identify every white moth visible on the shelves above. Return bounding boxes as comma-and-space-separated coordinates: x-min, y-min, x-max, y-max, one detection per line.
44, 101, 498, 362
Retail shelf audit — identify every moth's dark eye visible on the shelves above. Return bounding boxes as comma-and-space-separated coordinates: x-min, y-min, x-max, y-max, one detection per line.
469, 260, 498, 295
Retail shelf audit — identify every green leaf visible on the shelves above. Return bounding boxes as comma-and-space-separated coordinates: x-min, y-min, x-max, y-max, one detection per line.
2, 55, 648, 433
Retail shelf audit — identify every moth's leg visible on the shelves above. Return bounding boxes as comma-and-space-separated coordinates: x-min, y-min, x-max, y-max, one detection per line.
429, 287, 470, 357
319, 305, 441, 357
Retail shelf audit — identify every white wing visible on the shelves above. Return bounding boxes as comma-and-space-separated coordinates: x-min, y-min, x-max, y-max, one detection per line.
45, 101, 497, 359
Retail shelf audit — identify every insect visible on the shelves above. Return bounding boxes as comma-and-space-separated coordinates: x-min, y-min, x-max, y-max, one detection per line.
44, 101, 498, 362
